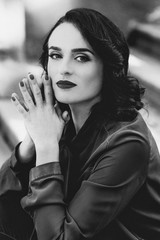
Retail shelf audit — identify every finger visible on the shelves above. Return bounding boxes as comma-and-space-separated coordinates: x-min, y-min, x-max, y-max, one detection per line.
54, 101, 62, 119
62, 111, 70, 123
40, 72, 46, 101
44, 75, 55, 105
15, 92, 29, 111
11, 93, 28, 117
40, 83, 45, 101
28, 73, 43, 106
23, 77, 35, 103
19, 80, 35, 109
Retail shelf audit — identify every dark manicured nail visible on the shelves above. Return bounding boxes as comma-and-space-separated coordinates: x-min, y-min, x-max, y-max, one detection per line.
20, 81, 24, 87
29, 74, 34, 80
11, 96, 16, 101
45, 75, 49, 80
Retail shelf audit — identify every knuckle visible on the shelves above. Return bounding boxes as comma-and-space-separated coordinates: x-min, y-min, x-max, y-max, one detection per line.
45, 90, 51, 97
18, 108, 25, 114
15, 102, 19, 107
26, 98, 33, 106
35, 89, 41, 96
44, 80, 50, 86
21, 87, 26, 93
17, 105, 25, 115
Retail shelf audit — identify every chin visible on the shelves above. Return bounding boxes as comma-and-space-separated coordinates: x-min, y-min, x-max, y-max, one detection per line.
56, 97, 74, 105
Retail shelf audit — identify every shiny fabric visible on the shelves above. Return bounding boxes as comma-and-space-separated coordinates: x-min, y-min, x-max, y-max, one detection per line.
0, 110, 160, 240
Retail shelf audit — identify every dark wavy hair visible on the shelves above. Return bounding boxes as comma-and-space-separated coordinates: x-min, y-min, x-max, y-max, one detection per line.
39, 8, 145, 121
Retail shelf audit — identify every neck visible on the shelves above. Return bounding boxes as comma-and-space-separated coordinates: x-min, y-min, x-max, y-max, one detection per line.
69, 98, 100, 134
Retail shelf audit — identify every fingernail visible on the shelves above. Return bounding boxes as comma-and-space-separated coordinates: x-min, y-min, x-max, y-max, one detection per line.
29, 74, 34, 80
20, 81, 24, 87
45, 75, 49, 80
66, 113, 70, 120
11, 96, 16, 101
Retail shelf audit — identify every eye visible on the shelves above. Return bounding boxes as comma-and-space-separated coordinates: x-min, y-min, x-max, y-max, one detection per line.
75, 55, 90, 63
48, 52, 62, 60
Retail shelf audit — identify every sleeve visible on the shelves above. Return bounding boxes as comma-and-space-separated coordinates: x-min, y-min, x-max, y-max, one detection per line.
0, 143, 35, 197
0, 143, 36, 239
21, 130, 149, 240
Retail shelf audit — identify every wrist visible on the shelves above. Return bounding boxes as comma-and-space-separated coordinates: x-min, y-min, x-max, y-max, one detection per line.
35, 143, 59, 166
17, 136, 35, 164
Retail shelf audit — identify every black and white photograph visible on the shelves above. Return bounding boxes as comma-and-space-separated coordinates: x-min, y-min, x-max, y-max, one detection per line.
0, 0, 160, 239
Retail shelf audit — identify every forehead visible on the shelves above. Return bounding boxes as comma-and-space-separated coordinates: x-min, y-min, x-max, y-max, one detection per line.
48, 22, 91, 49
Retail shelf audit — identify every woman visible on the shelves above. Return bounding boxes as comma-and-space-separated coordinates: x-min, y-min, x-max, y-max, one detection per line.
0, 8, 160, 240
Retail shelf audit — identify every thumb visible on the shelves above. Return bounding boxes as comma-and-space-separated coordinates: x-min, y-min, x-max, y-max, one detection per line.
62, 111, 70, 123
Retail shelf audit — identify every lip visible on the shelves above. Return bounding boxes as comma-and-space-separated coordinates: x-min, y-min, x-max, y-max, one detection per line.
56, 80, 77, 89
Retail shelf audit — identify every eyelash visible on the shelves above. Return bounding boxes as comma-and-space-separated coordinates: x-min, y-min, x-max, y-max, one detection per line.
76, 55, 90, 62
48, 53, 90, 63
48, 53, 61, 60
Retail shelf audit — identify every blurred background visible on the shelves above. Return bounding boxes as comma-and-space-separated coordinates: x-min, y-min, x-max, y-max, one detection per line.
1, 0, 160, 166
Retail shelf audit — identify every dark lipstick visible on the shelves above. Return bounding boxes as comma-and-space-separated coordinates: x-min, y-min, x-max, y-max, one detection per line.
56, 80, 77, 89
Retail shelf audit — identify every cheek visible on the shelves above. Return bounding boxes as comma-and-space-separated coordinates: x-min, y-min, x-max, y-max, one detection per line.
83, 66, 103, 89
47, 61, 54, 74
47, 63, 57, 83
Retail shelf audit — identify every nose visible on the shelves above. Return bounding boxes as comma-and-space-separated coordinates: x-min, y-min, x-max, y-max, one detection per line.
59, 58, 73, 76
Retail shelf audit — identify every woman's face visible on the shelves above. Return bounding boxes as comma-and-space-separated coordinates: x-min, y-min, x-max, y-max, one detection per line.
47, 22, 103, 106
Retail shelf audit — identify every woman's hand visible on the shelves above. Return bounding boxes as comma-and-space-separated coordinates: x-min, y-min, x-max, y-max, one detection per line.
11, 73, 68, 165
17, 132, 35, 164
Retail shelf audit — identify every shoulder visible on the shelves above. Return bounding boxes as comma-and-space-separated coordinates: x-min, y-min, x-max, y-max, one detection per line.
89, 113, 151, 166
86, 113, 151, 187
104, 113, 150, 147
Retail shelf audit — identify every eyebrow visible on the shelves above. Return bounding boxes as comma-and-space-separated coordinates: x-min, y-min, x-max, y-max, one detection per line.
48, 46, 95, 55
